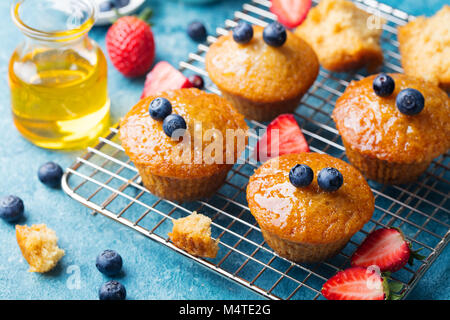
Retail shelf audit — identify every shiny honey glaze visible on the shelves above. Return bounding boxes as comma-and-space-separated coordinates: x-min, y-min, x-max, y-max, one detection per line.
247, 153, 374, 244
9, 44, 110, 149
119, 88, 248, 178
333, 74, 450, 163
205, 25, 319, 103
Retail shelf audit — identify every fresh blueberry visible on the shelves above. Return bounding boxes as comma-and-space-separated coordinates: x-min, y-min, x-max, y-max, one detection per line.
233, 22, 254, 44
317, 167, 343, 192
263, 22, 287, 47
96, 250, 123, 276
99, 280, 126, 300
99, 0, 129, 12
289, 164, 314, 188
0, 195, 24, 222
396, 88, 425, 115
113, 0, 130, 8
187, 21, 207, 42
38, 162, 63, 188
163, 114, 187, 138
99, 1, 113, 12
373, 73, 395, 97
149, 97, 172, 121
188, 75, 204, 89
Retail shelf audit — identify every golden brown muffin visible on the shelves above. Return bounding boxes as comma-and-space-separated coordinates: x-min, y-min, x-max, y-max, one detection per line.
168, 211, 219, 258
333, 73, 450, 184
119, 88, 248, 202
16, 224, 65, 273
247, 153, 374, 263
295, 0, 385, 72
205, 25, 319, 121
398, 6, 450, 91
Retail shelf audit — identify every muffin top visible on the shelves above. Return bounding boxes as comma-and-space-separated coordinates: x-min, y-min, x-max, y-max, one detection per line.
205, 25, 319, 103
333, 74, 450, 164
119, 88, 248, 178
246, 153, 374, 244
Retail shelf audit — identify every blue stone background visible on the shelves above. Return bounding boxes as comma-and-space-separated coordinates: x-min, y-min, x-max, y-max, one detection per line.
0, 0, 448, 299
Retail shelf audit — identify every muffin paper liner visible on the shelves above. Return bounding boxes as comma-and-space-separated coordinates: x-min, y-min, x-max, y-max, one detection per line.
261, 229, 351, 263
220, 91, 304, 122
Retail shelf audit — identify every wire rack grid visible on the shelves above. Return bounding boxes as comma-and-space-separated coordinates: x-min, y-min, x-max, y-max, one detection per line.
62, 0, 450, 300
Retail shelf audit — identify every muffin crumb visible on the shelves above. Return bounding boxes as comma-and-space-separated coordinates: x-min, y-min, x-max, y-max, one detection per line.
16, 224, 65, 273
295, 0, 385, 72
169, 212, 219, 258
398, 5, 450, 91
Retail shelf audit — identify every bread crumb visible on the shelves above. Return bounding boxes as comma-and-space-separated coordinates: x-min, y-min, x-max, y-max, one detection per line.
295, 0, 385, 72
16, 224, 65, 273
398, 6, 450, 91
168, 212, 219, 258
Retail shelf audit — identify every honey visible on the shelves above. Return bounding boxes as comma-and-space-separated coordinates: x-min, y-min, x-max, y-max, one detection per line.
9, 0, 110, 149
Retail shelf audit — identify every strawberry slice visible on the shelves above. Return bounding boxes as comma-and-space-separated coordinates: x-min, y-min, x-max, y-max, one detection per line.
351, 228, 425, 273
253, 114, 310, 163
322, 267, 387, 300
270, 0, 312, 29
141, 61, 193, 98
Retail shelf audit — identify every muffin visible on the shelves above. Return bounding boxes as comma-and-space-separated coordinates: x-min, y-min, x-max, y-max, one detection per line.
169, 211, 219, 258
398, 6, 450, 91
295, 0, 385, 72
205, 24, 319, 121
119, 88, 248, 202
247, 153, 374, 263
333, 73, 450, 184
16, 224, 65, 273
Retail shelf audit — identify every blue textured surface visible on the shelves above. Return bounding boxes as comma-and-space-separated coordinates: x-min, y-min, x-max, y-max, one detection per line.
0, 0, 449, 300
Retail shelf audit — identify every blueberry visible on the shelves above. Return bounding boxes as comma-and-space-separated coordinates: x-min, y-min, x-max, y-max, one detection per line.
38, 162, 63, 188
163, 114, 187, 138
317, 167, 343, 192
396, 88, 425, 116
188, 75, 204, 89
289, 164, 314, 188
187, 21, 207, 42
233, 22, 254, 44
149, 97, 172, 121
99, 280, 126, 300
99, 1, 113, 12
113, 0, 130, 8
373, 73, 395, 97
263, 22, 287, 47
99, 0, 129, 12
0, 195, 24, 222
96, 250, 123, 276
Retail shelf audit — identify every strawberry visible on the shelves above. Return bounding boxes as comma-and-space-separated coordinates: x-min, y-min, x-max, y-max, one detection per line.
106, 8, 155, 77
253, 114, 309, 163
270, 0, 312, 29
351, 228, 425, 273
322, 267, 388, 300
141, 61, 193, 98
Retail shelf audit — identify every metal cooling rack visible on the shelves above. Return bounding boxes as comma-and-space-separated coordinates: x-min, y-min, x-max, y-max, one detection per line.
62, 0, 450, 300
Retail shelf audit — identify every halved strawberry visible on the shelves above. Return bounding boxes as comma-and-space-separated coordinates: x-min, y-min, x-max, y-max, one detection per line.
322, 267, 388, 300
351, 228, 425, 273
141, 61, 193, 98
270, 0, 312, 29
253, 114, 310, 163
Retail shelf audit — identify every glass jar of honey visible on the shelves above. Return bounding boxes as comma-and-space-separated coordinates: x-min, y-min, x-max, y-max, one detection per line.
9, 0, 110, 149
